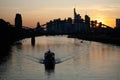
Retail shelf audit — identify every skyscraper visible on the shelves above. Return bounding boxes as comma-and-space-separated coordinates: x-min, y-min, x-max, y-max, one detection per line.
74, 8, 77, 20
73, 8, 84, 33
15, 13, 22, 28
85, 15, 90, 32
116, 19, 120, 28
74, 8, 81, 23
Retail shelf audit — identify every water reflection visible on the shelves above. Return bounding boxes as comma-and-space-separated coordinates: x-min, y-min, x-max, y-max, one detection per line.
15, 42, 22, 50
45, 69, 55, 74
0, 36, 120, 80
31, 37, 35, 47
0, 46, 12, 64
45, 69, 55, 80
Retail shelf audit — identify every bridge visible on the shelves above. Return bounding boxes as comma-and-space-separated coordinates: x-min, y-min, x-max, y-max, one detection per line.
39, 20, 112, 29
14, 19, 111, 30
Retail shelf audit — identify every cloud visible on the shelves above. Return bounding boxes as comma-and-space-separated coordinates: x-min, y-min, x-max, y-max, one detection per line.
98, 5, 120, 11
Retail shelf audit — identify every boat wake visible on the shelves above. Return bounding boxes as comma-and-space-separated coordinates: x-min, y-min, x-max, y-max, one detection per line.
13, 41, 90, 64
14, 48, 89, 65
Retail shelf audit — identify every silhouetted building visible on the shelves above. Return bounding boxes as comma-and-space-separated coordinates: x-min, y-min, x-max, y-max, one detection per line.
46, 8, 115, 34
85, 15, 90, 32
74, 8, 81, 22
66, 17, 73, 33
35, 22, 45, 35
36, 22, 43, 30
91, 20, 98, 28
15, 13, 22, 28
46, 8, 92, 34
116, 19, 120, 28
74, 8, 85, 33
74, 8, 77, 20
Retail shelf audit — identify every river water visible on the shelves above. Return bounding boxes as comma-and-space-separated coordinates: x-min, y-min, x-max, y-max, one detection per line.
0, 36, 120, 80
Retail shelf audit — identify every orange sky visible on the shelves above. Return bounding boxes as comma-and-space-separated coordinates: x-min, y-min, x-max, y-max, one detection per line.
0, 0, 120, 28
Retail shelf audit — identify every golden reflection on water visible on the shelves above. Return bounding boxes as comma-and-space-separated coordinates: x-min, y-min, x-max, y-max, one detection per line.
0, 36, 120, 80
73, 42, 120, 80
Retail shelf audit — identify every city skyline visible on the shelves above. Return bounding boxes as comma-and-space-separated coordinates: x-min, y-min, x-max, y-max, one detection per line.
0, 0, 120, 28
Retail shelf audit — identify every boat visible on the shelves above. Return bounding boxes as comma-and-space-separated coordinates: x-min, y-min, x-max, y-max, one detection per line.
44, 50, 55, 70
80, 40, 83, 43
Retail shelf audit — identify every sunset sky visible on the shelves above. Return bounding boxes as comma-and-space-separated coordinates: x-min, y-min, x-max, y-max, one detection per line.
0, 0, 120, 28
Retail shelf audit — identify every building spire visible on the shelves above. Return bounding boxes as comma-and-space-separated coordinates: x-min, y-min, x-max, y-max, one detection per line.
74, 8, 77, 19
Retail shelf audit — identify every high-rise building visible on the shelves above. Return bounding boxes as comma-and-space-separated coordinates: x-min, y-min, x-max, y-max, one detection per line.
116, 19, 120, 28
85, 15, 90, 32
74, 8, 85, 33
74, 8, 81, 23
15, 13, 22, 28
74, 8, 77, 20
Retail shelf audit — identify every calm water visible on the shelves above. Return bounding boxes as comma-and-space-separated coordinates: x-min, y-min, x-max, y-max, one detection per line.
0, 36, 120, 80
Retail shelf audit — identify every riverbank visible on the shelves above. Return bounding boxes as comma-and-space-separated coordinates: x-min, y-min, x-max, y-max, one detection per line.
68, 34, 120, 46
0, 19, 31, 63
